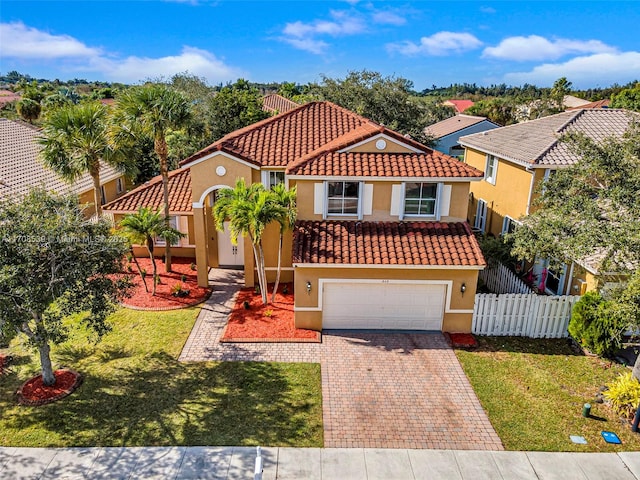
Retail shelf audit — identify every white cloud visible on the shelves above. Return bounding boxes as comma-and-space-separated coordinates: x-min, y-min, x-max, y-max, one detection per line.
483, 35, 616, 62
480, 6, 496, 14
371, 11, 406, 26
504, 52, 640, 87
387, 31, 483, 56
0, 22, 102, 59
280, 10, 366, 54
88, 46, 243, 84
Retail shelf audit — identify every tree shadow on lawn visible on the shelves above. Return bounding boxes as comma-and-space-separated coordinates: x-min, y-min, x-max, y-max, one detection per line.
3, 353, 322, 447
472, 336, 584, 356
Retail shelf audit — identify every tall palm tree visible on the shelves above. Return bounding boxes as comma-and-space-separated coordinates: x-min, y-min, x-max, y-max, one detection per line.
213, 179, 284, 304
114, 84, 191, 272
270, 183, 297, 302
119, 207, 184, 296
39, 101, 132, 217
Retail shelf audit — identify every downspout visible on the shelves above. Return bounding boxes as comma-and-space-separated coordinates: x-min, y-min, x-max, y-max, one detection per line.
525, 167, 536, 216
566, 262, 575, 295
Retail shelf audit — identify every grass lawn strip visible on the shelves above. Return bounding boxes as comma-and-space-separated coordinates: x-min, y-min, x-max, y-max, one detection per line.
456, 337, 640, 452
0, 307, 323, 447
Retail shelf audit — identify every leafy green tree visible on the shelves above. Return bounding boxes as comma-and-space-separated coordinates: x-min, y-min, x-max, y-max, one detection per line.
212, 179, 285, 304
0, 189, 130, 385
308, 70, 435, 145
509, 125, 640, 276
269, 183, 297, 302
611, 83, 640, 111
206, 80, 270, 141
39, 101, 135, 217
550, 77, 573, 110
465, 98, 516, 125
277, 82, 301, 99
16, 98, 41, 123
114, 83, 192, 272
119, 207, 184, 296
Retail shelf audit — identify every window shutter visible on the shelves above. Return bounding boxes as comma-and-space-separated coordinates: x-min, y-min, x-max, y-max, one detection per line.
390, 185, 402, 216
363, 184, 373, 215
314, 183, 324, 215
440, 185, 452, 217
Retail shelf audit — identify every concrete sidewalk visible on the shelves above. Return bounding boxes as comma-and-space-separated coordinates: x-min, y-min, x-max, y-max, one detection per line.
1, 446, 639, 479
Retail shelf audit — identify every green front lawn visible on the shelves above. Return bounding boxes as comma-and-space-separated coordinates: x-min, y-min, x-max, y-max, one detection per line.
456, 337, 640, 452
0, 308, 323, 447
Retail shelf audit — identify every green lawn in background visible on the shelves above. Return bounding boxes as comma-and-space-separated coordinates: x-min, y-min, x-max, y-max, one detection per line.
456, 336, 640, 452
0, 307, 323, 447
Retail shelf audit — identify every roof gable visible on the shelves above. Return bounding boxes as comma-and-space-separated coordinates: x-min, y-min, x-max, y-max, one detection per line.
426, 115, 498, 139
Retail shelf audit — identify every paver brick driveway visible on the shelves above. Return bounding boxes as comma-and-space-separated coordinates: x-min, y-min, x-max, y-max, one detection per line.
320, 332, 503, 450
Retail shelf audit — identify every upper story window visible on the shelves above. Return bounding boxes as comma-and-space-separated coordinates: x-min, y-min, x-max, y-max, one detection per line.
404, 183, 438, 217
262, 170, 285, 190
501, 216, 520, 235
116, 177, 124, 194
485, 154, 498, 185
100, 185, 107, 205
326, 181, 360, 216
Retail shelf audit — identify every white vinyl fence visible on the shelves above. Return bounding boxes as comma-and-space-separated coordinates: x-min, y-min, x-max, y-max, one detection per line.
472, 293, 580, 338
479, 262, 534, 294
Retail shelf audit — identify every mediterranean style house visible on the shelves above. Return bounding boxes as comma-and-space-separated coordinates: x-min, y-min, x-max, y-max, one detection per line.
426, 114, 500, 157
104, 101, 486, 332
0, 118, 126, 216
459, 108, 640, 296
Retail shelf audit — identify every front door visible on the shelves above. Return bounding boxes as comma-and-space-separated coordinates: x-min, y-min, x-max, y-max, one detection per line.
217, 221, 244, 267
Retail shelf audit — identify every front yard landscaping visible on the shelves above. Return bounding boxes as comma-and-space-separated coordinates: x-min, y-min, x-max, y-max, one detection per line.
456, 336, 640, 452
0, 307, 323, 447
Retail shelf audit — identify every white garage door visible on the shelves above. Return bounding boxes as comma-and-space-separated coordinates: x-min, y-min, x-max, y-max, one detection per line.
322, 282, 446, 330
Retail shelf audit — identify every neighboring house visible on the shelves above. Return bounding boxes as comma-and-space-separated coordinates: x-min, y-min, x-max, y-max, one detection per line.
262, 94, 299, 114
0, 90, 21, 108
105, 101, 486, 333
443, 99, 474, 114
459, 108, 640, 295
0, 118, 127, 216
567, 99, 610, 110
562, 95, 591, 109
426, 114, 500, 156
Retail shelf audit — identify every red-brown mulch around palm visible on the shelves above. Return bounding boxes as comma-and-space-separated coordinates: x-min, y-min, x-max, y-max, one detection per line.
17, 369, 83, 406
120, 257, 211, 310
221, 284, 320, 342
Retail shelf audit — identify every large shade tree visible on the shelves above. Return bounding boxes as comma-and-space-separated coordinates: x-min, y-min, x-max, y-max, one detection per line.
114, 83, 191, 272
119, 207, 184, 296
212, 179, 285, 304
39, 101, 134, 217
0, 189, 130, 386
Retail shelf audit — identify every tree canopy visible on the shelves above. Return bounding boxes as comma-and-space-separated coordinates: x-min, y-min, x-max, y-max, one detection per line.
611, 83, 640, 112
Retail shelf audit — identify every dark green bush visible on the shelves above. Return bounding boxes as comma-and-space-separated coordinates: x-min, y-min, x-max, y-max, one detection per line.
569, 291, 623, 357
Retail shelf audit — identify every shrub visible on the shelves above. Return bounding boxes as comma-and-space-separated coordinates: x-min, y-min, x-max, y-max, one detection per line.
140, 268, 147, 279
181, 274, 187, 283
154, 274, 161, 285
568, 292, 623, 357
263, 309, 273, 318
190, 262, 196, 271
243, 300, 250, 310
171, 282, 190, 297
604, 372, 640, 419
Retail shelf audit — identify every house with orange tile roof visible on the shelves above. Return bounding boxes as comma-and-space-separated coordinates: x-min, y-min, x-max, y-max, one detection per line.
262, 93, 299, 114
459, 108, 640, 296
105, 101, 486, 332
443, 99, 474, 114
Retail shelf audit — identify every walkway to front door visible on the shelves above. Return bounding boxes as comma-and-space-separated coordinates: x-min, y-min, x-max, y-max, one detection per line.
179, 269, 502, 450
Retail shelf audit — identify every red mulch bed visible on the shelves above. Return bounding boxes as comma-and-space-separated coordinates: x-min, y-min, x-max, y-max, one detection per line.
120, 257, 211, 310
221, 284, 320, 342
17, 369, 83, 406
446, 332, 478, 349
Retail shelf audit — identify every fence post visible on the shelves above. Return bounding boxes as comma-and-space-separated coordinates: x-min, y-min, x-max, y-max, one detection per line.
254, 446, 263, 480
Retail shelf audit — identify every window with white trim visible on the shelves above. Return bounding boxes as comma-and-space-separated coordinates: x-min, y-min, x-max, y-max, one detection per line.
545, 261, 567, 295
403, 182, 438, 217
155, 216, 181, 247
116, 177, 124, 194
326, 181, 360, 216
485, 155, 498, 185
474, 199, 487, 232
501, 216, 519, 235
262, 170, 285, 189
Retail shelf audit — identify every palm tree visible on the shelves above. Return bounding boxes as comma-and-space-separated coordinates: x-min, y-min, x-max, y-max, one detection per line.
39, 102, 132, 216
119, 207, 184, 296
213, 179, 284, 304
114, 83, 191, 272
270, 183, 297, 302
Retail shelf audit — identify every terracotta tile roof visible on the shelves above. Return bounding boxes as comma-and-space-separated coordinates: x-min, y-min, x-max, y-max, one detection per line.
287, 151, 483, 178
460, 109, 640, 167
262, 94, 299, 114
426, 114, 499, 139
567, 99, 610, 110
443, 100, 475, 113
293, 220, 485, 267
180, 101, 431, 169
0, 118, 123, 200
103, 168, 192, 214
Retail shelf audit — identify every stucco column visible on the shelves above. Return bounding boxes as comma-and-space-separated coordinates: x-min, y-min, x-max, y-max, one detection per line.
193, 206, 209, 287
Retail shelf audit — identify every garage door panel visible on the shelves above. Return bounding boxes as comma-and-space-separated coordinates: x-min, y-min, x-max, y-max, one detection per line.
323, 282, 445, 330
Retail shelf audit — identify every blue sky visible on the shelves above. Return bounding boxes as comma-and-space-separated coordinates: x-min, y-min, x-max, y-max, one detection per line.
1, 1, 639, 90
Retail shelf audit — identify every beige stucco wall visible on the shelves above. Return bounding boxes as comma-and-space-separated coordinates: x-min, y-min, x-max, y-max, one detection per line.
78, 176, 125, 218
465, 148, 534, 237
294, 179, 471, 223
293, 266, 480, 332
346, 137, 416, 153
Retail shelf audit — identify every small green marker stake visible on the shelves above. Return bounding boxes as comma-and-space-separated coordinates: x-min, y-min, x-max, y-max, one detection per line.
582, 403, 591, 417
